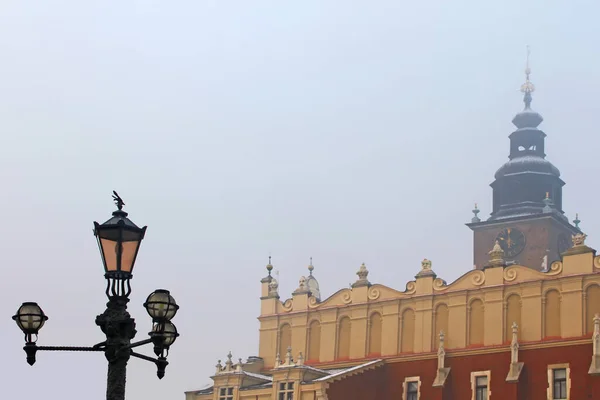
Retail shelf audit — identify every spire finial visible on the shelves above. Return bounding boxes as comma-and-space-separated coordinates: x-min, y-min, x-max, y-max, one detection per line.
520, 45, 535, 109
574, 213, 581, 229
266, 255, 273, 276
543, 193, 553, 213
471, 203, 481, 223
308, 257, 314, 275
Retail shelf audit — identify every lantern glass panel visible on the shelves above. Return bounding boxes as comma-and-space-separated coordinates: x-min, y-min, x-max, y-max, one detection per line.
120, 240, 140, 273
100, 237, 118, 272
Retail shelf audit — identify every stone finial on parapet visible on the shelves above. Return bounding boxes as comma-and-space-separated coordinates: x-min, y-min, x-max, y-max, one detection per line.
506, 322, 524, 382
297, 352, 304, 366
589, 314, 600, 375
433, 331, 451, 387
563, 232, 596, 257
416, 258, 436, 278
284, 346, 293, 366
488, 240, 506, 267
472, 203, 481, 223
268, 278, 279, 297
215, 359, 223, 374
352, 263, 371, 288
573, 233, 588, 247
261, 256, 280, 300
293, 276, 310, 295
224, 351, 233, 372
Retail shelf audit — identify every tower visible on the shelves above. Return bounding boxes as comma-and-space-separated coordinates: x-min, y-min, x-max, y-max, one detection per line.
467, 50, 579, 270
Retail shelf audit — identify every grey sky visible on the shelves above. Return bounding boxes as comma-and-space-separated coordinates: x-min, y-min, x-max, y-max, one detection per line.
1, 1, 599, 399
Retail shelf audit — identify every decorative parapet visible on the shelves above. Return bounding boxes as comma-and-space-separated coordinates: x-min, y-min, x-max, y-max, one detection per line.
432, 331, 450, 387
271, 260, 572, 314
506, 322, 524, 382
261, 245, 600, 316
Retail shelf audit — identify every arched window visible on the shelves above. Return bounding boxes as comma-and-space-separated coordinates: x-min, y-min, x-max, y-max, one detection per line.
434, 304, 449, 349
308, 320, 321, 361
368, 313, 382, 356
469, 299, 484, 346
586, 285, 600, 334
544, 290, 561, 338
278, 324, 291, 359
505, 294, 521, 342
401, 309, 415, 353
337, 317, 351, 359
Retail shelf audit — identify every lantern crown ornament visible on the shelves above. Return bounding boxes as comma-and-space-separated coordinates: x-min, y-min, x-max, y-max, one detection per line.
93, 191, 147, 296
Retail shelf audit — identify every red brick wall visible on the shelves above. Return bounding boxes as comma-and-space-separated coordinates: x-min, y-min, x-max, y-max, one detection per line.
326, 367, 386, 400
326, 342, 600, 400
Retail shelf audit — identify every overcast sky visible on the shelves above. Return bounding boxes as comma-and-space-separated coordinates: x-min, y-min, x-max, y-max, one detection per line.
1, 1, 599, 399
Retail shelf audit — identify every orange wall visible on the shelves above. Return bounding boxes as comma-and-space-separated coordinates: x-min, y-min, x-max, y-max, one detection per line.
326, 343, 600, 400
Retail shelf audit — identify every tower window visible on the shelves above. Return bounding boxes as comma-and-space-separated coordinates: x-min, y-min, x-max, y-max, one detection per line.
218, 387, 233, 400
278, 382, 294, 400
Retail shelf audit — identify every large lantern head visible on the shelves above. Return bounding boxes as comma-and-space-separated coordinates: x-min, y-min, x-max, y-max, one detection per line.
93, 191, 147, 281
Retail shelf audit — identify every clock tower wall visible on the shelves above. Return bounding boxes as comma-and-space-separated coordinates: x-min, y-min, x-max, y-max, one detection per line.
471, 217, 575, 270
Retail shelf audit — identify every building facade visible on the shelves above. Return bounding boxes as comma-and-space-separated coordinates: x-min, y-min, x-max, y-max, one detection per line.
185, 70, 600, 400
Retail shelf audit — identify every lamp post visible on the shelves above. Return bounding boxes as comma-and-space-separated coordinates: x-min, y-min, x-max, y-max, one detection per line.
12, 192, 179, 400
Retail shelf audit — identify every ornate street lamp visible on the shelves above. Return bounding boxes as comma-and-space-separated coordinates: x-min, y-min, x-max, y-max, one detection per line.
13, 192, 179, 400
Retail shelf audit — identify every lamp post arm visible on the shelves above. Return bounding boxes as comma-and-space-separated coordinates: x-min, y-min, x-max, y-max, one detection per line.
130, 350, 158, 363
130, 350, 169, 379
127, 338, 153, 349
37, 345, 105, 352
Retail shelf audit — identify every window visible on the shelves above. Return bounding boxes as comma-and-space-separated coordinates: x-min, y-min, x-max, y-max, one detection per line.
552, 369, 566, 399
470, 371, 491, 400
278, 382, 294, 400
218, 387, 233, 400
403, 377, 420, 400
407, 382, 418, 400
547, 364, 570, 400
475, 376, 488, 400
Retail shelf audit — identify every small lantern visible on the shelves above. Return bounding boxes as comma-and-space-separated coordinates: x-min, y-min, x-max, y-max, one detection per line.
93, 192, 146, 279
13, 302, 48, 338
150, 321, 179, 356
144, 289, 179, 322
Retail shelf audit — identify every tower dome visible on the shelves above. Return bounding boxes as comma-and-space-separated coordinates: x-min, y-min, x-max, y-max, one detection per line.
488, 57, 566, 221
